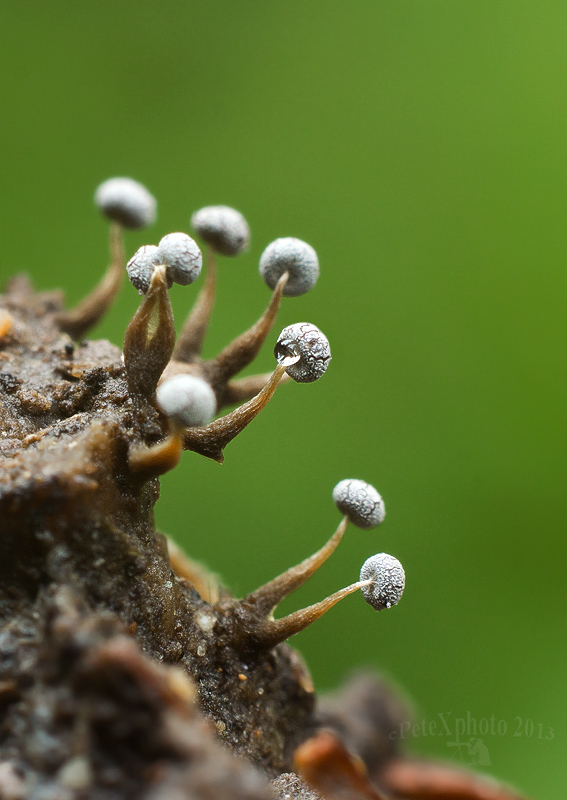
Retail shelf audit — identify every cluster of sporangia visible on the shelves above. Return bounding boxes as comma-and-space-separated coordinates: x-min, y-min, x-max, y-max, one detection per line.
80, 176, 406, 638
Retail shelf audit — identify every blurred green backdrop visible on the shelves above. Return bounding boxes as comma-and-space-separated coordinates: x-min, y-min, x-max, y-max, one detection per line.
0, 1, 564, 796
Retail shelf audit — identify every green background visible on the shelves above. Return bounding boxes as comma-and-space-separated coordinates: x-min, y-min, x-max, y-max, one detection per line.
1, 2, 564, 796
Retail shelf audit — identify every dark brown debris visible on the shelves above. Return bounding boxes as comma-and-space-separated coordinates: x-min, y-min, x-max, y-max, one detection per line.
294, 730, 388, 800
0, 583, 273, 800
315, 672, 413, 774
172, 244, 217, 362
381, 759, 527, 800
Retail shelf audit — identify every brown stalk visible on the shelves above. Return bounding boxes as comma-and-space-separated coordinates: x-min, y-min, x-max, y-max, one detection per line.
123, 264, 175, 398
381, 759, 528, 800
129, 423, 184, 479
243, 516, 349, 616
56, 221, 125, 339
294, 730, 390, 800
182, 359, 292, 463
173, 245, 217, 363
222, 371, 292, 406
248, 579, 370, 650
204, 271, 288, 383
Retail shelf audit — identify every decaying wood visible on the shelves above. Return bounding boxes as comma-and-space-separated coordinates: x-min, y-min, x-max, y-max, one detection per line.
0, 256, 528, 800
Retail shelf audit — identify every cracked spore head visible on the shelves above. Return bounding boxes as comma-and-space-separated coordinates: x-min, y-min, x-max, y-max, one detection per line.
95, 177, 157, 229
275, 323, 331, 383
156, 374, 217, 427
332, 480, 385, 529
158, 233, 203, 286
360, 553, 405, 611
126, 245, 162, 294
259, 238, 319, 297
192, 205, 250, 256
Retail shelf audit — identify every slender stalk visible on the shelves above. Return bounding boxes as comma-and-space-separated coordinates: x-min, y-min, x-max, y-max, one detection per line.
251, 580, 372, 649
243, 517, 349, 616
174, 245, 217, 362
56, 222, 125, 339
183, 357, 297, 463
205, 271, 288, 383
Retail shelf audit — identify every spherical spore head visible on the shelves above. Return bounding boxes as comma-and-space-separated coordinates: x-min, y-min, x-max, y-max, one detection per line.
360, 553, 405, 611
332, 479, 385, 529
259, 237, 319, 297
126, 245, 161, 295
191, 205, 250, 256
156, 374, 217, 428
157, 233, 202, 286
275, 323, 331, 383
94, 177, 157, 229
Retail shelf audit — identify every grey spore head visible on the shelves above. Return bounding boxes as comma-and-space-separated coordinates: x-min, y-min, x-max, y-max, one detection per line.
126, 245, 162, 295
95, 177, 157, 229
259, 237, 319, 297
191, 205, 250, 256
156, 374, 217, 428
157, 233, 202, 286
359, 553, 405, 611
332, 479, 385, 529
275, 323, 331, 383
